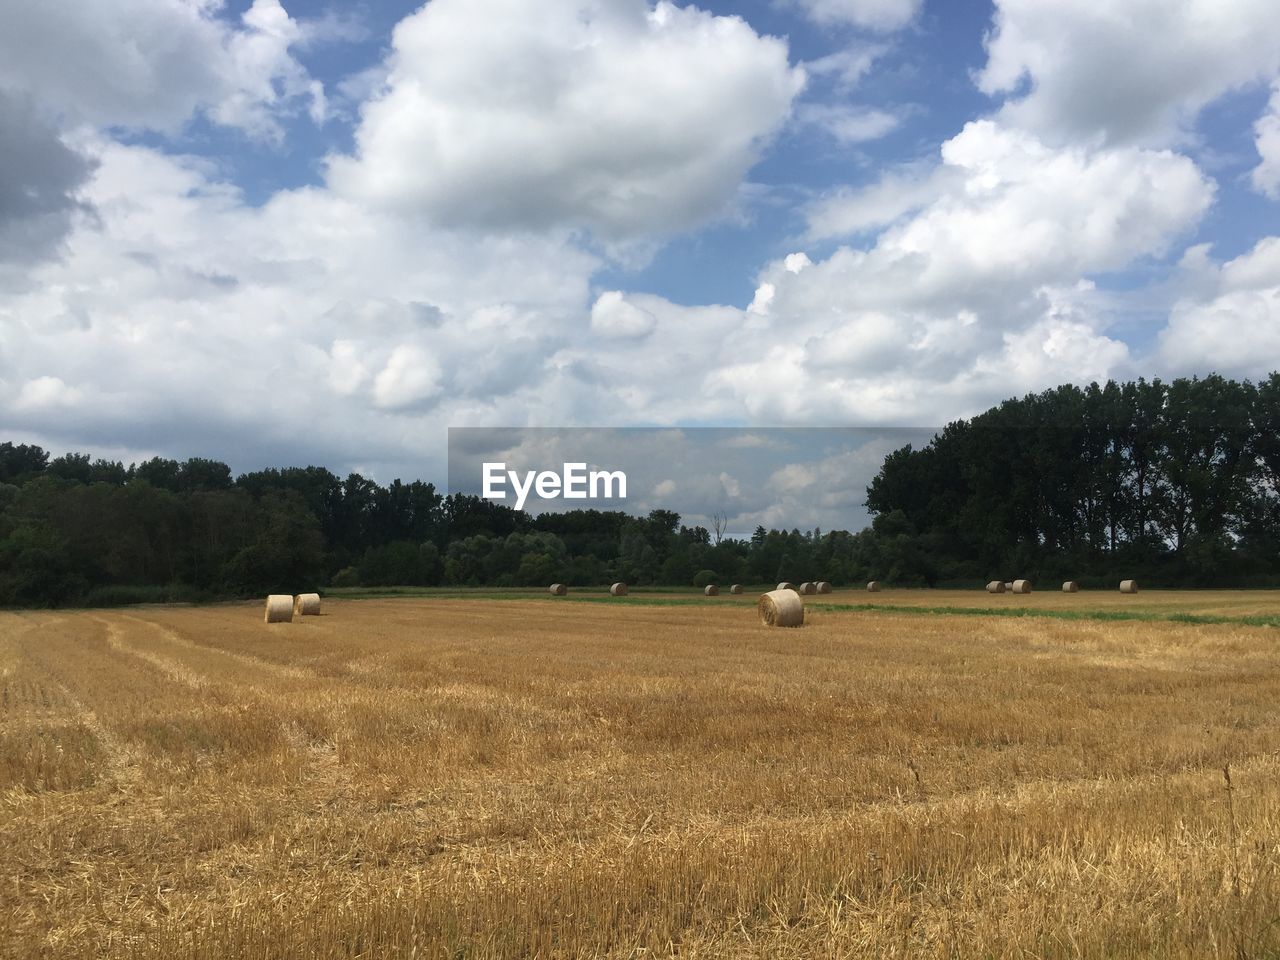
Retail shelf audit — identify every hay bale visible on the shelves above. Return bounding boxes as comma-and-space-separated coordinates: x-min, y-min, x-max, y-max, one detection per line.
1012, 579, 1032, 594
293, 593, 321, 616
610, 582, 628, 596
1120, 579, 1138, 594
986, 581, 1005, 594
1062, 581, 1079, 593
549, 583, 568, 596
729, 584, 743, 595
758, 589, 804, 628
816, 581, 832, 594
776, 581, 794, 593
867, 581, 882, 592
704, 584, 720, 596
264, 595, 293, 623
1003, 581, 1014, 590
799, 582, 817, 595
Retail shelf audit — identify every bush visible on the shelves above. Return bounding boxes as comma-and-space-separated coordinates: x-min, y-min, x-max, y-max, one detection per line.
692, 569, 718, 588
330, 566, 360, 588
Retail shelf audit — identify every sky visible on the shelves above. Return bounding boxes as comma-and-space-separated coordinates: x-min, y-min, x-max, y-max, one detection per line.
1, 0, 1279, 523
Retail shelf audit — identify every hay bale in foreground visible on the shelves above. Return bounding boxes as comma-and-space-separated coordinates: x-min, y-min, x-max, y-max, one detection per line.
729, 584, 743, 595
758, 589, 804, 628
293, 593, 321, 616
777, 581, 795, 593
264, 595, 293, 623
799, 582, 817, 595
1012, 579, 1032, 594
1120, 579, 1139, 594
1062, 581, 1079, 593
610, 582, 628, 596
816, 581, 832, 594
986, 581, 1005, 594
704, 584, 720, 596
867, 581, 882, 592
549, 583, 568, 596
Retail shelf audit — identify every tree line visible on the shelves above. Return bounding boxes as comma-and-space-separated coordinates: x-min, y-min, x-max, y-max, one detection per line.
1, 372, 1275, 606
866, 373, 1279, 586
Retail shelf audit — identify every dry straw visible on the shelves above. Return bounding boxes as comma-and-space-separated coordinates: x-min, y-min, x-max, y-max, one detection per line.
816, 582, 832, 594
549, 583, 568, 596
610, 582, 628, 597
776, 581, 795, 592
758, 589, 804, 627
704, 584, 720, 596
1012, 580, 1032, 594
799, 582, 817, 595
867, 581, 882, 592
293, 593, 321, 616
1062, 581, 1079, 593
1003, 581, 1014, 590
986, 581, 1005, 594
729, 584, 743, 595
1120, 580, 1139, 594
263, 595, 293, 623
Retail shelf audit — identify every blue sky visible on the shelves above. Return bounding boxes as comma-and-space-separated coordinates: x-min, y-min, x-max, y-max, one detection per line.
0, 0, 1278, 531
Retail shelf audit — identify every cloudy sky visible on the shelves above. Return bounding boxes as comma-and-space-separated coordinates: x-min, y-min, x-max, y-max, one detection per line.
2, 0, 1279, 499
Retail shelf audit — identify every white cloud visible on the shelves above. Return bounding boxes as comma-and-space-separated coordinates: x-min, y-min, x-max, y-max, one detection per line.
797, 103, 899, 144
1252, 83, 1280, 198
591, 291, 658, 339
979, 0, 1280, 145
1157, 237, 1280, 378
326, 0, 804, 237
804, 164, 955, 240
0, 0, 324, 140
788, 0, 921, 32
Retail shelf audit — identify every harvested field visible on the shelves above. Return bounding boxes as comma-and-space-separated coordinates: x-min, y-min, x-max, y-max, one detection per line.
3, 593, 1280, 958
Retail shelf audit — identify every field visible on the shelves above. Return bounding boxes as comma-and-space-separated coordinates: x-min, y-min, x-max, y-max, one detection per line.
3, 590, 1280, 958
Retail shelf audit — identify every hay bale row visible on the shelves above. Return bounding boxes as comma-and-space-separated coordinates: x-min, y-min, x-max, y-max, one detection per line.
704, 584, 720, 596
798, 582, 816, 595
986, 581, 1005, 594
549, 583, 568, 596
730, 584, 743, 594
816, 582, 832, 594
758, 589, 804, 628
1012, 580, 1032, 594
610, 582, 628, 596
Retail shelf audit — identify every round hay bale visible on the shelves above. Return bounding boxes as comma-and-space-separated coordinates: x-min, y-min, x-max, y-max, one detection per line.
1120, 579, 1138, 594
729, 584, 744, 595
704, 584, 720, 596
816, 581, 832, 594
264, 595, 293, 623
1012, 579, 1032, 594
549, 583, 568, 596
799, 582, 817, 595
776, 581, 794, 593
1003, 581, 1014, 590
986, 581, 1005, 594
758, 589, 804, 628
610, 582, 628, 596
1062, 581, 1079, 593
867, 581, 882, 592
293, 593, 321, 616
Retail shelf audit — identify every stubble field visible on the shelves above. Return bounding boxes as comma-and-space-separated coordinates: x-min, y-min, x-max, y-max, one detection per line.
2, 590, 1279, 958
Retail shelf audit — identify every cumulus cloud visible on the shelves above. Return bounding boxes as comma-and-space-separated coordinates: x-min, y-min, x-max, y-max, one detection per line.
1158, 237, 1280, 378
787, 0, 922, 32
0, 92, 96, 269
591, 291, 658, 339
979, 0, 1280, 145
797, 103, 900, 144
1253, 83, 1280, 198
326, 0, 804, 237
0, 0, 325, 140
